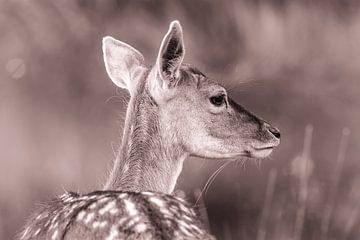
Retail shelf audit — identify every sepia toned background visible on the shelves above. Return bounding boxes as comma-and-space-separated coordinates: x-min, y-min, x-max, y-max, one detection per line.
1, 0, 360, 239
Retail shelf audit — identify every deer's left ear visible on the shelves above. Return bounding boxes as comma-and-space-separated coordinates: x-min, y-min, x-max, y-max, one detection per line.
156, 20, 185, 83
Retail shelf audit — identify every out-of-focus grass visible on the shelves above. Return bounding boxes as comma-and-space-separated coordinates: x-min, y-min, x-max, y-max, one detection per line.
1, 0, 360, 239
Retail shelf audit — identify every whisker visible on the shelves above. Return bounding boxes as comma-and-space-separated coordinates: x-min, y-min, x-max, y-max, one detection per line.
194, 161, 232, 206
235, 157, 248, 170
105, 95, 121, 103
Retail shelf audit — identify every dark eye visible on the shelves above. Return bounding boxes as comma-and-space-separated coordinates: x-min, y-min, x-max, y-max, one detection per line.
210, 94, 226, 106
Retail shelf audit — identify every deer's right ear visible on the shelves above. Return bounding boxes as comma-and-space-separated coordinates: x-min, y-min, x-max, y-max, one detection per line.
156, 20, 185, 84
102, 36, 145, 94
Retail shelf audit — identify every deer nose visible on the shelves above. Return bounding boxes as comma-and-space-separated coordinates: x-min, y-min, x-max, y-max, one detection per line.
268, 126, 281, 139
263, 123, 281, 139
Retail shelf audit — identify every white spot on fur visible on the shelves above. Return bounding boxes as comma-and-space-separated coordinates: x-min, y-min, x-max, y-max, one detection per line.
134, 223, 147, 233
149, 197, 164, 207
178, 220, 196, 236
66, 206, 75, 214
124, 199, 137, 216
99, 221, 108, 228
21, 227, 29, 239
178, 219, 190, 228
118, 217, 127, 225
92, 221, 100, 228
118, 193, 127, 199
169, 205, 179, 211
52, 229, 59, 240
179, 224, 191, 236
159, 206, 172, 216
179, 203, 191, 214
123, 163, 129, 173
182, 214, 193, 222
141, 191, 154, 196
110, 207, 119, 215
105, 226, 119, 240
191, 224, 203, 234
99, 200, 117, 215
53, 221, 59, 229
62, 194, 73, 203
88, 195, 98, 200
126, 216, 140, 227
76, 210, 86, 221
49, 220, 58, 230
78, 196, 87, 201
174, 196, 187, 203
98, 197, 110, 204
84, 212, 95, 224
89, 202, 98, 209
34, 228, 41, 236
51, 214, 59, 224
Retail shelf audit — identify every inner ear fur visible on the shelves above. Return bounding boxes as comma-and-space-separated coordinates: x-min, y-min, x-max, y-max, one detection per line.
102, 36, 145, 94
156, 20, 185, 83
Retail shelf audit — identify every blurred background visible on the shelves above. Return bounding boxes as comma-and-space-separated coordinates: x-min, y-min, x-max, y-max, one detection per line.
1, 0, 360, 239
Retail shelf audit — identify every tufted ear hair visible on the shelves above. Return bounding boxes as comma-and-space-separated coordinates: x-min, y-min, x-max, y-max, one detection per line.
102, 36, 146, 95
156, 20, 185, 84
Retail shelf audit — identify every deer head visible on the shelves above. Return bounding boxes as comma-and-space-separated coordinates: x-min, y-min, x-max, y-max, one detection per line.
102, 21, 280, 193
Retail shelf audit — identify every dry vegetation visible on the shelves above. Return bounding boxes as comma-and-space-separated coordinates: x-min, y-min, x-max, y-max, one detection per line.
1, 0, 360, 239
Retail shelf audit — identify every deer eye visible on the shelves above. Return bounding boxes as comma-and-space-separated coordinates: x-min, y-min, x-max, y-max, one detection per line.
209, 94, 226, 106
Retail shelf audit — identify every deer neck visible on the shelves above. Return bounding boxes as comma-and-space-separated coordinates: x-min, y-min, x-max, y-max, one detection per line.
104, 77, 187, 194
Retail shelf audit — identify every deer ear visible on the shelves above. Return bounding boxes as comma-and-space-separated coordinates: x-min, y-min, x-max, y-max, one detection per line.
102, 36, 145, 94
156, 20, 185, 83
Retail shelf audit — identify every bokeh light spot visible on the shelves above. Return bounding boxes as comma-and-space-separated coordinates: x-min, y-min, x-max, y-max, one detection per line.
6, 58, 26, 79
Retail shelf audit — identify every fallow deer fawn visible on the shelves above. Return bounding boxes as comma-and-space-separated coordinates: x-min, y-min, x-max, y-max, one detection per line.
20, 21, 280, 240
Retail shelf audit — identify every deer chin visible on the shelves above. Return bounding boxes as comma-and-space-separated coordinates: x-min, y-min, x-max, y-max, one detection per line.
249, 146, 274, 159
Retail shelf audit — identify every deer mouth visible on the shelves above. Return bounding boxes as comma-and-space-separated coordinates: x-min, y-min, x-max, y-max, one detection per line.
253, 146, 275, 151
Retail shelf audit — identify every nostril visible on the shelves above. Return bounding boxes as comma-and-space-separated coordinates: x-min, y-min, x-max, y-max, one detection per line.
269, 127, 281, 139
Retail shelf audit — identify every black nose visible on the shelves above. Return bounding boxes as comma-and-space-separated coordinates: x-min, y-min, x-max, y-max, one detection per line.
268, 126, 281, 139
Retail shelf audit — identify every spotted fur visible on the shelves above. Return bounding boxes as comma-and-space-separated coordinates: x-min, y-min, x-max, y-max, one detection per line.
20, 191, 214, 240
